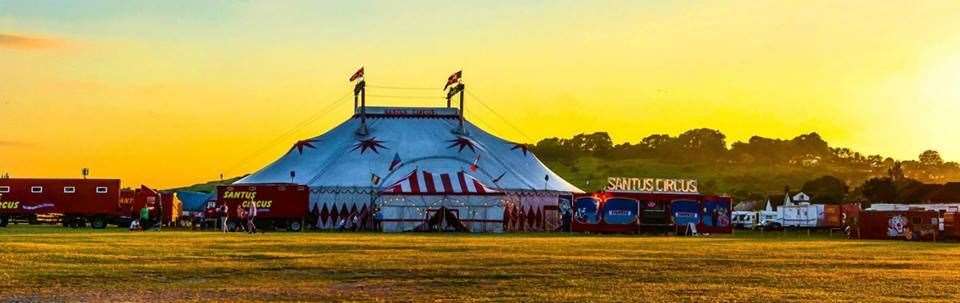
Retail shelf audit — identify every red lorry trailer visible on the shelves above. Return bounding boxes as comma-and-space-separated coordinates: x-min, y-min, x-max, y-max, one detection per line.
0, 178, 124, 228
572, 191, 734, 234
217, 183, 309, 231
856, 210, 940, 241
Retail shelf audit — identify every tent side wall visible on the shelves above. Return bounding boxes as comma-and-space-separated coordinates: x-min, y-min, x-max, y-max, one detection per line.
378, 194, 506, 232
307, 187, 570, 233
502, 192, 566, 232
309, 189, 377, 230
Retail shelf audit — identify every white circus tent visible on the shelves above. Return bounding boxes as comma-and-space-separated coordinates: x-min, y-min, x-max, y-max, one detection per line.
234, 81, 582, 232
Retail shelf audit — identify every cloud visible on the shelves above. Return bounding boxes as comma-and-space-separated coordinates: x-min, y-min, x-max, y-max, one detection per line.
0, 33, 65, 50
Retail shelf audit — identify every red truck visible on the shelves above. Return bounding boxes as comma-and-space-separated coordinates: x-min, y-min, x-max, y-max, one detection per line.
216, 183, 309, 231
121, 185, 176, 228
0, 178, 124, 228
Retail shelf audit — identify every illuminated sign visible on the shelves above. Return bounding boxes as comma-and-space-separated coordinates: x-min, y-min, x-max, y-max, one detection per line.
606, 177, 699, 193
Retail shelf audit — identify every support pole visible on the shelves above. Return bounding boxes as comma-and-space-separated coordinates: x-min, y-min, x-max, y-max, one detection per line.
459, 84, 465, 130
357, 80, 368, 135
360, 81, 367, 122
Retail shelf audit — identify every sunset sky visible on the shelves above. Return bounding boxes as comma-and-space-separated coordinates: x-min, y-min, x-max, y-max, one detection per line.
2, 1, 960, 188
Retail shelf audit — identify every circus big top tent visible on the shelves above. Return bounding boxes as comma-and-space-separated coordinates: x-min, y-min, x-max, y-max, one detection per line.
234, 92, 583, 232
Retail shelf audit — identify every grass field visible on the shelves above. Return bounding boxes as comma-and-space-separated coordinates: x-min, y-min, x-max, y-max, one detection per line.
1, 226, 959, 302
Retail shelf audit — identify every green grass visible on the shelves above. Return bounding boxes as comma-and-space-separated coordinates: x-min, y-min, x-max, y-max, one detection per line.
1, 226, 959, 302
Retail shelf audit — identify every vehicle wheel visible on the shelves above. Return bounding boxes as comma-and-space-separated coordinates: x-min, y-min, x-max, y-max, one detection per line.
90, 216, 107, 229
0, 216, 9, 227
72, 217, 86, 228
226, 220, 237, 232
288, 221, 302, 232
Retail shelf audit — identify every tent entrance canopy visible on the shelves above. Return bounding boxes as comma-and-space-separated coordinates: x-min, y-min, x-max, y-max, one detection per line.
415, 207, 469, 232
382, 169, 499, 195
378, 194, 505, 233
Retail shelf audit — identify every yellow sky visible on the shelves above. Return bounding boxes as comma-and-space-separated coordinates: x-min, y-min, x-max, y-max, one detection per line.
2, 1, 960, 188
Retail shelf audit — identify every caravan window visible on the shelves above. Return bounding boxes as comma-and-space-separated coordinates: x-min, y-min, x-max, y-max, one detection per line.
0, 186, 9, 193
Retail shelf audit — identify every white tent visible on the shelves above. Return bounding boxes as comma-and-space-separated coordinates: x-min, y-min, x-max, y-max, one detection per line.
235, 106, 583, 232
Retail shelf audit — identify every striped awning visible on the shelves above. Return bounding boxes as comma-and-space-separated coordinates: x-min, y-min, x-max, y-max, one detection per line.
383, 169, 498, 194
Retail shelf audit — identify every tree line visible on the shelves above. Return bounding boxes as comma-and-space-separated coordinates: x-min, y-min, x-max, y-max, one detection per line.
531, 130, 960, 203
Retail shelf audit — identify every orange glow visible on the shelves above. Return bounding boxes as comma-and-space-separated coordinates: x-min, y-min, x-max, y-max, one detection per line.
2, 2, 959, 188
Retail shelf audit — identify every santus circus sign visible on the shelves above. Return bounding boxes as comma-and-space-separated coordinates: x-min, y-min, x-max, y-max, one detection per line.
606, 177, 699, 194
221, 191, 273, 208
0, 194, 19, 209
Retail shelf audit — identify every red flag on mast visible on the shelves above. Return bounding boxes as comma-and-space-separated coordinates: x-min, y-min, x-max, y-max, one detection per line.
349, 67, 364, 81
444, 70, 462, 89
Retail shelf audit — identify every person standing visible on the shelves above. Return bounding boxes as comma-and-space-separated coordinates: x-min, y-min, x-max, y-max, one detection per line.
236, 206, 246, 233
139, 205, 150, 231
350, 214, 359, 231
247, 202, 258, 234
219, 204, 229, 233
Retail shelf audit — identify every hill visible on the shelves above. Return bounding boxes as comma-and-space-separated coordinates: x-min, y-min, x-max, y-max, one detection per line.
165, 175, 246, 193
532, 130, 960, 201
540, 156, 868, 197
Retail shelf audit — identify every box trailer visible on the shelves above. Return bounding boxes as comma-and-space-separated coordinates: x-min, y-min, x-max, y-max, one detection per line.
0, 178, 124, 228
217, 183, 309, 231
571, 192, 733, 234
857, 210, 940, 241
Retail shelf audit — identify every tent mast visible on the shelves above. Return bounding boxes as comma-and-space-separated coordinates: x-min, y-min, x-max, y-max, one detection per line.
355, 80, 368, 136
458, 83, 465, 131
446, 82, 465, 134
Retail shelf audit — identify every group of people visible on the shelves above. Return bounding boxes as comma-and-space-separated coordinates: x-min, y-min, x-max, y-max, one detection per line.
333, 213, 362, 231
215, 203, 258, 233
130, 205, 157, 231
191, 203, 260, 233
